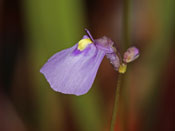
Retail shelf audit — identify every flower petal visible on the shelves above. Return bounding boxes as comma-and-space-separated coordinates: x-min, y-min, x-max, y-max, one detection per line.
40, 36, 105, 96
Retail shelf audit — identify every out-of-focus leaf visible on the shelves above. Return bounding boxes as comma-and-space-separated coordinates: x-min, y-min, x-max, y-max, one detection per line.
23, 0, 103, 130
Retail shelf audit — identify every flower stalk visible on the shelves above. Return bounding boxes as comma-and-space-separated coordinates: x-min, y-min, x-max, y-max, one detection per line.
110, 74, 122, 131
110, 0, 132, 130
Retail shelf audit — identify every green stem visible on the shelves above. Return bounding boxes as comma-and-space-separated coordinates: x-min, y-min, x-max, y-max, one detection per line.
110, 74, 122, 131
122, 0, 131, 51
121, 0, 131, 130
110, 0, 131, 130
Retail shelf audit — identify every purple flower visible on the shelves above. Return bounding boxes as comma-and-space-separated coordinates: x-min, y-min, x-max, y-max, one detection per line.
40, 29, 139, 95
40, 30, 117, 96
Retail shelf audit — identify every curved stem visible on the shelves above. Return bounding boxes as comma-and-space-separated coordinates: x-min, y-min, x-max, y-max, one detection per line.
110, 74, 122, 131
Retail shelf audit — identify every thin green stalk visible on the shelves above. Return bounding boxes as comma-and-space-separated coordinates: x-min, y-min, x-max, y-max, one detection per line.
110, 74, 122, 131
121, 0, 131, 130
122, 0, 131, 51
110, 0, 131, 130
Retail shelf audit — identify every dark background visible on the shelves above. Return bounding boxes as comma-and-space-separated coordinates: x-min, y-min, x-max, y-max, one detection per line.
0, 0, 174, 130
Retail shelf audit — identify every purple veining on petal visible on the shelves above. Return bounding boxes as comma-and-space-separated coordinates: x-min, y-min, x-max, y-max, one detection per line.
40, 35, 105, 96
72, 44, 92, 56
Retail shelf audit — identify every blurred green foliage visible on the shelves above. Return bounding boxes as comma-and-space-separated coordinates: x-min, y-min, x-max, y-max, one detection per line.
23, 0, 103, 130
20, 0, 174, 130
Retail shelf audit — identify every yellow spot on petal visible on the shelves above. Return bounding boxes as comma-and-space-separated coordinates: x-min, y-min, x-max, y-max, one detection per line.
119, 63, 127, 74
78, 38, 92, 51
